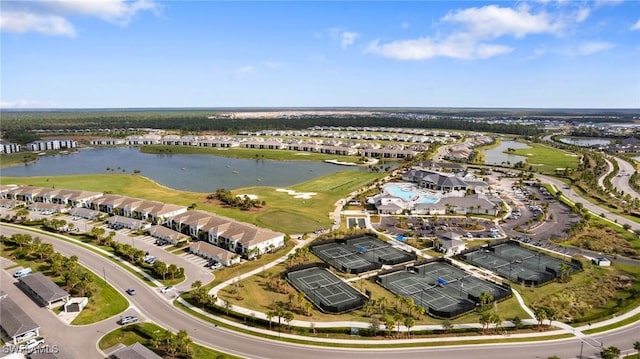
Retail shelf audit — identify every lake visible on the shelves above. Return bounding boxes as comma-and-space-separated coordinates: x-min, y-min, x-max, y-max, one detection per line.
483, 140, 530, 166
559, 137, 611, 147
0, 147, 377, 192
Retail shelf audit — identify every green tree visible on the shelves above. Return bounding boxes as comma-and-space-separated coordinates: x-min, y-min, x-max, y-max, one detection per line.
600, 346, 621, 359
403, 316, 415, 337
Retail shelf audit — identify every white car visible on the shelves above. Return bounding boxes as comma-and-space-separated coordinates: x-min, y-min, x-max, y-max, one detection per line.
119, 315, 138, 325
161, 286, 175, 293
19, 338, 45, 351
210, 262, 223, 270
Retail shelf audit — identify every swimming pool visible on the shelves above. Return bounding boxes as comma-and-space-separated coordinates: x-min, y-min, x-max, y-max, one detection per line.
384, 183, 439, 204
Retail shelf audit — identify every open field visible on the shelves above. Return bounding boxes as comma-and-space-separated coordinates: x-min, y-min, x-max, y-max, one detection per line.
510, 142, 580, 174
0, 170, 385, 234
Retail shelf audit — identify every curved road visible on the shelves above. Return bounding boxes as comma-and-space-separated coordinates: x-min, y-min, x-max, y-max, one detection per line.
3, 225, 639, 359
538, 174, 640, 232
611, 156, 640, 200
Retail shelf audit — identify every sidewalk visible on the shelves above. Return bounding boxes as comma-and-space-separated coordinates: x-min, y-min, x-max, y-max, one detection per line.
202, 185, 640, 344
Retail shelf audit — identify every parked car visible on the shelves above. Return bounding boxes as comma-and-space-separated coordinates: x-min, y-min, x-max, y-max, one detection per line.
126, 288, 136, 296
19, 338, 45, 351
15, 331, 36, 343
119, 315, 138, 325
161, 286, 175, 293
14, 268, 32, 278
209, 262, 223, 270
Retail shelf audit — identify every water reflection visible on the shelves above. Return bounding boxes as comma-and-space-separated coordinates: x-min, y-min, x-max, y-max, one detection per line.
1, 147, 379, 192
483, 141, 530, 166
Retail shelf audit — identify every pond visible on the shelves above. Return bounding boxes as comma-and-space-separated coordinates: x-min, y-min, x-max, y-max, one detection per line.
558, 137, 611, 147
1, 147, 379, 192
482, 140, 530, 166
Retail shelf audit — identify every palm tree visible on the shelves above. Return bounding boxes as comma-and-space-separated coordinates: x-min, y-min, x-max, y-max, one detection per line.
534, 307, 548, 327
403, 316, 415, 337
191, 280, 203, 289
266, 310, 276, 330
394, 313, 404, 335
634, 341, 640, 358
167, 264, 178, 279
479, 312, 492, 334
176, 329, 192, 356
283, 311, 294, 332
383, 316, 394, 337
600, 346, 621, 359
478, 291, 493, 310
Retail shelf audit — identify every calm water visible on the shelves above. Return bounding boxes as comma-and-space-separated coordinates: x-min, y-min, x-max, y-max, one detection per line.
559, 137, 611, 147
483, 140, 530, 166
1, 147, 375, 192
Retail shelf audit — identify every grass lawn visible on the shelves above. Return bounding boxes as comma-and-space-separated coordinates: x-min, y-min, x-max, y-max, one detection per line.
72, 270, 130, 324
99, 322, 241, 359
509, 141, 580, 174
517, 260, 640, 324
217, 259, 529, 325
0, 244, 128, 325
1, 170, 385, 234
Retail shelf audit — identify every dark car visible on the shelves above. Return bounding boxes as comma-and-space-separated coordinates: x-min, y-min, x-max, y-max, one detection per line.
126, 288, 136, 296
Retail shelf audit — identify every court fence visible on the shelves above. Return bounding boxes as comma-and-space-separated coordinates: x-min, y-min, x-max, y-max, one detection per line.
286, 265, 368, 314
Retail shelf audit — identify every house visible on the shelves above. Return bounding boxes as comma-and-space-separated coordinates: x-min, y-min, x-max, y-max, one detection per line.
109, 342, 162, 359
107, 215, 151, 231
0, 141, 21, 154
189, 241, 241, 266
0, 291, 40, 345
437, 232, 467, 255
167, 210, 285, 259
147, 225, 189, 245
18, 273, 70, 308
90, 138, 126, 146
402, 169, 470, 192
68, 207, 102, 220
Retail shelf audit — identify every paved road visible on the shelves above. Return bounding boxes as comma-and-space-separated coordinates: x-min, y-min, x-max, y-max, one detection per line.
538, 174, 640, 232
611, 156, 640, 200
3, 225, 640, 359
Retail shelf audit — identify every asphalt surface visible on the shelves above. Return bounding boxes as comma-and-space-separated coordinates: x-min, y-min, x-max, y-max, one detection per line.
538, 174, 640, 232
611, 156, 640, 200
2, 225, 639, 359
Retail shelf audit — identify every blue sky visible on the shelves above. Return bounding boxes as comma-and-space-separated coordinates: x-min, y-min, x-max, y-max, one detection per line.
1, 0, 639, 109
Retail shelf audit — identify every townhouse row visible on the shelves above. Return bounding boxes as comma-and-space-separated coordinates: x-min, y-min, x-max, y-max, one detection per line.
0, 185, 285, 260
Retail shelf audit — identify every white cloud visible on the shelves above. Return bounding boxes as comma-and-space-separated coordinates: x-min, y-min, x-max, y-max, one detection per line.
594, 0, 624, 7
0, 0, 158, 36
340, 31, 359, 48
264, 61, 285, 70
574, 7, 590, 23
365, 36, 512, 60
44, 0, 160, 25
0, 99, 57, 109
631, 19, 640, 31
577, 41, 614, 55
235, 65, 256, 78
0, 10, 76, 36
442, 4, 562, 39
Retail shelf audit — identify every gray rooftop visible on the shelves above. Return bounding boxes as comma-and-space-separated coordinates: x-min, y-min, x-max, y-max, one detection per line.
0, 294, 40, 338
19, 272, 70, 304
110, 342, 162, 359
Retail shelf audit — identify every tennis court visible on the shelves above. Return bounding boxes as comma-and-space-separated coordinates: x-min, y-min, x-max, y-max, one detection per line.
346, 236, 417, 265
377, 261, 511, 318
287, 267, 367, 313
311, 242, 380, 274
461, 242, 581, 286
